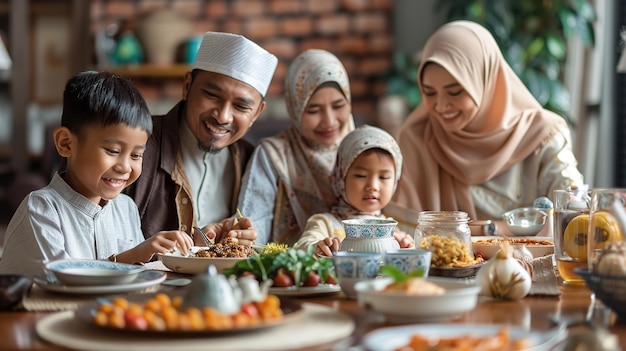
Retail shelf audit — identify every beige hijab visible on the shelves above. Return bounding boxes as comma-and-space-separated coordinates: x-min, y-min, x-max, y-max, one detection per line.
392, 20, 567, 219
261, 49, 355, 244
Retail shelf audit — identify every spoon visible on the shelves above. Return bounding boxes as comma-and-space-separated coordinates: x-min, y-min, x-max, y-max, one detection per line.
193, 226, 214, 247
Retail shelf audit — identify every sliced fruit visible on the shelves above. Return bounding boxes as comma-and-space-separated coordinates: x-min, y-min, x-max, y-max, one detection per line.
590, 211, 623, 249
563, 214, 589, 260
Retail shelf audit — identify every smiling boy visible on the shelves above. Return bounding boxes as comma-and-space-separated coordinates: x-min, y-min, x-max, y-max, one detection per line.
0, 71, 192, 278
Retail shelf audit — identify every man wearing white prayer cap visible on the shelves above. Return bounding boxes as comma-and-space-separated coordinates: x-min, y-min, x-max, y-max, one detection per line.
126, 32, 278, 246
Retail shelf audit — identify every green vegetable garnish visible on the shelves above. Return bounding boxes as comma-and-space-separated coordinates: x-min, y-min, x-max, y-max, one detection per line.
380, 265, 427, 283
223, 245, 336, 285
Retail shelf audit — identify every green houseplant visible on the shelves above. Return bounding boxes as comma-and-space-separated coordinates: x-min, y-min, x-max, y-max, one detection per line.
436, 0, 596, 119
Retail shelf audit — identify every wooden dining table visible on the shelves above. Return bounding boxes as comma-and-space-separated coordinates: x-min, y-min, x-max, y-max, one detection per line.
1, 276, 624, 351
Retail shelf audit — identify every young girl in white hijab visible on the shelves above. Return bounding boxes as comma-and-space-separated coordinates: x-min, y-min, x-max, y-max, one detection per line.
391, 21, 584, 235
296, 125, 414, 256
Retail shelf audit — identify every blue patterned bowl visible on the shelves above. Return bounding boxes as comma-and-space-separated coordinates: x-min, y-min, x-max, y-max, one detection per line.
384, 249, 432, 276
342, 218, 397, 239
45, 259, 146, 286
333, 251, 383, 299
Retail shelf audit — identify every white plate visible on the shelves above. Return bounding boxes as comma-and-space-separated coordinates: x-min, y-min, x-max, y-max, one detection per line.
268, 284, 341, 297
472, 236, 554, 259
45, 259, 146, 286
362, 323, 565, 351
355, 277, 480, 322
33, 270, 166, 294
158, 247, 248, 274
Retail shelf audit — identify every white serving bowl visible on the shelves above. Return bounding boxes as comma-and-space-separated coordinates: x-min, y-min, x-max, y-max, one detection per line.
355, 277, 480, 322
158, 246, 247, 274
45, 259, 145, 286
502, 207, 548, 236
471, 236, 554, 259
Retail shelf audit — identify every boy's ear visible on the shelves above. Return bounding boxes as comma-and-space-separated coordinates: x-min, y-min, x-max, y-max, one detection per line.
53, 127, 74, 157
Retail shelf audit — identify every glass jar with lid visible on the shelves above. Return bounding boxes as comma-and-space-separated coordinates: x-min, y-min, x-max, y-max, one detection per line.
414, 211, 473, 267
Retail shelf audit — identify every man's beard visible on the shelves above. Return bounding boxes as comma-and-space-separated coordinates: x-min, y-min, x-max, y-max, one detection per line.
197, 139, 224, 154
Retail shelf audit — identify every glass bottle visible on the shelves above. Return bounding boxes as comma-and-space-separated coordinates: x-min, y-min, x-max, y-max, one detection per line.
414, 211, 472, 267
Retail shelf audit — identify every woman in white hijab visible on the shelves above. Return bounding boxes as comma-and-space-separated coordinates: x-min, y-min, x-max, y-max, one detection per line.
238, 49, 355, 245
391, 21, 584, 235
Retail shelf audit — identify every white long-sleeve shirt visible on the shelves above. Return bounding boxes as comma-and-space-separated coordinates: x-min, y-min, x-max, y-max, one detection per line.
0, 173, 144, 278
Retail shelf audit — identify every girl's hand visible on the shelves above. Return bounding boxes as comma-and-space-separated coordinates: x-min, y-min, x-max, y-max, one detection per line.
315, 237, 341, 257
394, 229, 415, 248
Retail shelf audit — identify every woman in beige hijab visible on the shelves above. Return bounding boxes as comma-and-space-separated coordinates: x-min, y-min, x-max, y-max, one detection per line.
391, 21, 584, 235
238, 49, 355, 245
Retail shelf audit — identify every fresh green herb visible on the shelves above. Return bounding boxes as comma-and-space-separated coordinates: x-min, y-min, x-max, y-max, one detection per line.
380, 265, 426, 283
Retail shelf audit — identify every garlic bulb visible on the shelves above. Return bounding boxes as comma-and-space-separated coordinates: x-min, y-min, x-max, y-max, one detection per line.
595, 241, 626, 276
475, 241, 532, 300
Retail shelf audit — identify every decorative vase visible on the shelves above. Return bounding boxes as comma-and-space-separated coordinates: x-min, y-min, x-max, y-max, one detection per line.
136, 9, 193, 65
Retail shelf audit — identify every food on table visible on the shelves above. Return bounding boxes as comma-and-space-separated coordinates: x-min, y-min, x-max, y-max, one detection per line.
379, 265, 445, 295
260, 242, 289, 254
590, 211, 623, 246
394, 328, 529, 351
195, 237, 256, 258
594, 241, 626, 276
382, 277, 445, 296
420, 234, 483, 268
473, 238, 553, 247
224, 246, 336, 288
563, 214, 590, 259
475, 242, 532, 300
92, 293, 283, 331
564, 212, 622, 260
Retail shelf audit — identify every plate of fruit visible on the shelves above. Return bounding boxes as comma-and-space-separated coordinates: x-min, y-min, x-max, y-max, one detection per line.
75, 292, 303, 335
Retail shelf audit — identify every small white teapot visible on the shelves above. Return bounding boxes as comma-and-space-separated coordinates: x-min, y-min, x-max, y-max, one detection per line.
237, 275, 272, 305
181, 265, 272, 315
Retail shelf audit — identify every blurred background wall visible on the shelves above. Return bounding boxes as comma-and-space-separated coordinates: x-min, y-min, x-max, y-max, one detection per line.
0, 0, 622, 221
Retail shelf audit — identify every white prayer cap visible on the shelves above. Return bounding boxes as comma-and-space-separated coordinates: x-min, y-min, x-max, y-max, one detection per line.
192, 32, 278, 97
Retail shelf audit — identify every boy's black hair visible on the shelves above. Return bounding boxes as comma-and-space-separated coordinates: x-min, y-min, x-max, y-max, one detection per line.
61, 71, 152, 136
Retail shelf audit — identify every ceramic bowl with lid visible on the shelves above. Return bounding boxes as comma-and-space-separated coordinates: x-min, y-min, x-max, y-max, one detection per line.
342, 218, 398, 239
340, 219, 399, 253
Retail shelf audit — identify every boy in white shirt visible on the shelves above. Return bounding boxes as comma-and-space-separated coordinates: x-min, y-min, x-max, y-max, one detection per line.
0, 71, 193, 278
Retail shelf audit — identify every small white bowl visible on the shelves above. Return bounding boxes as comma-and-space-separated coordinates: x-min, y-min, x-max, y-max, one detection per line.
158, 246, 246, 274
471, 236, 554, 259
355, 277, 480, 322
45, 259, 145, 286
502, 207, 547, 236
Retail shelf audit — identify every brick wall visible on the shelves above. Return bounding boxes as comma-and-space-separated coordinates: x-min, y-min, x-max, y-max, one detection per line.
90, 0, 395, 123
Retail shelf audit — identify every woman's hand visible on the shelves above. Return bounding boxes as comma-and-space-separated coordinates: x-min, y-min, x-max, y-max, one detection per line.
314, 237, 342, 257
201, 217, 258, 246
394, 229, 415, 248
